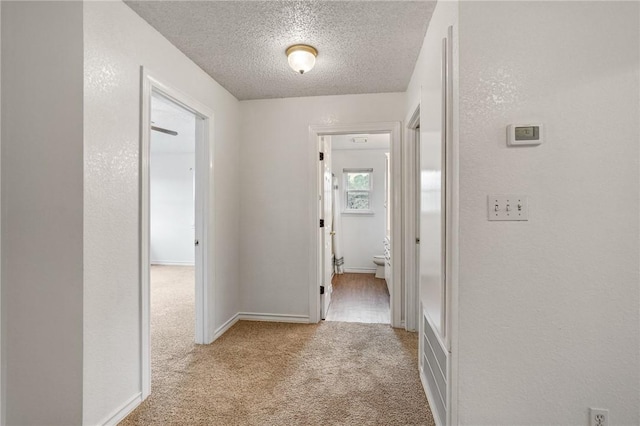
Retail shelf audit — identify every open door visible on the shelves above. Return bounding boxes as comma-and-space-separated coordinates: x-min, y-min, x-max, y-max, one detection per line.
320, 136, 333, 319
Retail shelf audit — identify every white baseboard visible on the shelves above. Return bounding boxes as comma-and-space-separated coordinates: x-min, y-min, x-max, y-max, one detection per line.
150, 261, 195, 266
344, 267, 376, 273
211, 312, 310, 342
212, 313, 240, 341
237, 312, 310, 323
100, 313, 308, 426
100, 392, 142, 426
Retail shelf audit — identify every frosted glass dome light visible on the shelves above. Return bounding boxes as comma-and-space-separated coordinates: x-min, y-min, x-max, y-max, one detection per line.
286, 44, 318, 74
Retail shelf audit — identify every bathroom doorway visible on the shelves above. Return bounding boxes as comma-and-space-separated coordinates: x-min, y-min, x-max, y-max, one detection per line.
324, 134, 391, 324
310, 122, 402, 327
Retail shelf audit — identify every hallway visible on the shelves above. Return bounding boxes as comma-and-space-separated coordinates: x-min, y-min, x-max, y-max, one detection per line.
325, 273, 390, 324
120, 269, 431, 425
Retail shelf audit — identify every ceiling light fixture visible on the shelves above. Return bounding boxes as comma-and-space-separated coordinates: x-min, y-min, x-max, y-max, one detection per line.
286, 44, 318, 74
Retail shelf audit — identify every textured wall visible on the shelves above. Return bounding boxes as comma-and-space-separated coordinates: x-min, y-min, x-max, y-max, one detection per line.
405, 0, 458, 341
239, 93, 404, 317
404, 2, 458, 423
457, 2, 639, 424
332, 149, 389, 272
1, 2, 84, 424
83, 2, 241, 424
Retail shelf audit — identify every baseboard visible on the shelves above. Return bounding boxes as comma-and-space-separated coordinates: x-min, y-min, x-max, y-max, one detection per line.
211, 312, 309, 342
212, 313, 240, 341
99, 392, 142, 426
344, 267, 376, 273
237, 312, 310, 323
150, 261, 195, 266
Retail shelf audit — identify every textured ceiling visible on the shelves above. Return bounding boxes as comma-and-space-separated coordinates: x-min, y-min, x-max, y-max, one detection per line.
125, 1, 436, 100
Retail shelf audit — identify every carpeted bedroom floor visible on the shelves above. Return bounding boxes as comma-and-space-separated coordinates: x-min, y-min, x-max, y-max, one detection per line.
120, 266, 434, 425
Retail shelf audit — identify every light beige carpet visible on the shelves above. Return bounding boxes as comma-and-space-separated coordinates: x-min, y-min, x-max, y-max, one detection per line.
121, 266, 434, 426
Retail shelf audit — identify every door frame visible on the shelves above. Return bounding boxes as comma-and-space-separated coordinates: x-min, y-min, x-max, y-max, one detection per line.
403, 106, 421, 332
308, 122, 402, 327
319, 136, 333, 320
140, 67, 214, 399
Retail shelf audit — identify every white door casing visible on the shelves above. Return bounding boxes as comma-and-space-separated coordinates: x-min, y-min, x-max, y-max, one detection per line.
320, 136, 333, 319
140, 67, 214, 400
308, 122, 402, 327
404, 106, 421, 332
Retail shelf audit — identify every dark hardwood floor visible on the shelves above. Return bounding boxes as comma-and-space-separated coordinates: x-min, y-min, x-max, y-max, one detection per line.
325, 273, 390, 324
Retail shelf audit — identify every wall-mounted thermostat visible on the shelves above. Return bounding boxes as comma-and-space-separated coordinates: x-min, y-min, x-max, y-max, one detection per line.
507, 124, 543, 146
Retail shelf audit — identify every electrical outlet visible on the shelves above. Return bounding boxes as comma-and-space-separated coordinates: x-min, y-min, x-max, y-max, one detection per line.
590, 408, 608, 426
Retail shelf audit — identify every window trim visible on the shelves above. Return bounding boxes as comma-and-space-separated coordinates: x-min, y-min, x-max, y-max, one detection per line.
342, 168, 374, 214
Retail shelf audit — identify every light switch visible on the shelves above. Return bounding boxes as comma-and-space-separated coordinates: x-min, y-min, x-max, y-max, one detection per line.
488, 195, 528, 221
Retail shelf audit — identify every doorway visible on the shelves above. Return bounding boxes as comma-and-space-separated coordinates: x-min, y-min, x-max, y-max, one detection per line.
148, 92, 198, 394
309, 122, 402, 327
404, 107, 421, 332
322, 134, 392, 324
140, 69, 214, 399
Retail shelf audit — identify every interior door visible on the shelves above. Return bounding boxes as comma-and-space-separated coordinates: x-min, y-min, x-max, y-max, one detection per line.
414, 125, 421, 329
321, 136, 333, 319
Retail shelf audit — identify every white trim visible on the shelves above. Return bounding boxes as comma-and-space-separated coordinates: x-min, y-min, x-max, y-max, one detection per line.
308, 122, 403, 328
212, 312, 311, 340
213, 312, 311, 338
390, 122, 403, 329
447, 22, 460, 426
140, 67, 215, 400
99, 392, 142, 426
212, 313, 240, 341
150, 261, 195, 266
238, 312, 310, 323
403, 104, 421, 332
343, 267, 376, 273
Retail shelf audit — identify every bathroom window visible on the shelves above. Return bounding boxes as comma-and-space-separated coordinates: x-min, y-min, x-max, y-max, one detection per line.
343, 168, 373, 214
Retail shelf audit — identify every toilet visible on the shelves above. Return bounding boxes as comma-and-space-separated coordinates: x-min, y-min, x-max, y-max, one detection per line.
373, 255, 386, 279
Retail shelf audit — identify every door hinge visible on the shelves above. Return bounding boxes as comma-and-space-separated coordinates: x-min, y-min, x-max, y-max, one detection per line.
319, 219, 325, 228
319, 152, 324, 161
320, 285, 325, 295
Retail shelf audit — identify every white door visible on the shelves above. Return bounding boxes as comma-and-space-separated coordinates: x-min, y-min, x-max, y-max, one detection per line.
320, 136, 333, 319
414, 126, 421, 328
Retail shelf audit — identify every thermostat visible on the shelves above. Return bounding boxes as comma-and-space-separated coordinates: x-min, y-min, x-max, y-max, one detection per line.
507, 124, 543, 146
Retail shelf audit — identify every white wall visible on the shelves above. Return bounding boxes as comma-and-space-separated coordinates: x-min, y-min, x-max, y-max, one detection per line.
405, 3, 458, 423
239, 93, 405, 317
457, 2, 639, 424
332, 148, 389, 272
150, 106, 196, 265
83, 2, 241, 424
150, 151, 195, 265
406, 0, 458, 340
1, 2, 84, 424
0, 3, 3, 422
